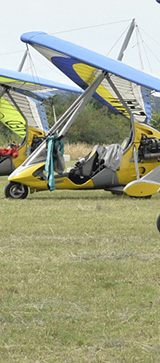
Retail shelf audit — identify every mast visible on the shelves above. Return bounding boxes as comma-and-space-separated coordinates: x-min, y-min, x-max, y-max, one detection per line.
117, 18, 136, 61
17, 45, 29, 72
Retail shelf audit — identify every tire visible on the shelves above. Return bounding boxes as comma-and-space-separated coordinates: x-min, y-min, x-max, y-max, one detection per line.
5, 182, 29, 199
157, 215, 160, 232
129, 195, 152, 199
111, 191, 124, 196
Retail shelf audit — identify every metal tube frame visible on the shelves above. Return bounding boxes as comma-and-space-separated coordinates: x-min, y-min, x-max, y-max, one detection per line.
105, 73, 135, 148
20, 71, 107, 167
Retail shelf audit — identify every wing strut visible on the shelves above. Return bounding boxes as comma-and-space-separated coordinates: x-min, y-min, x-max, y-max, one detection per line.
133, 145, 140, 179
59, 71, 106, 137
46, 71, 106, 138
13, 71, 106, 169
106, 74, 132, 117
0, 87, 8, 99
105, 73, 136, 154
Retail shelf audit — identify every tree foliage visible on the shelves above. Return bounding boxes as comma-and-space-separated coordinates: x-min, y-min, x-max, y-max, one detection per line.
1, 91, 160, 147
0, 122, 21, 146
45, 92, 130, 145
150, 111, 160, 131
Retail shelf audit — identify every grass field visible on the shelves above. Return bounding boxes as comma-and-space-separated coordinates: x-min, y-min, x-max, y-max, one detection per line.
0, 174, 160, 362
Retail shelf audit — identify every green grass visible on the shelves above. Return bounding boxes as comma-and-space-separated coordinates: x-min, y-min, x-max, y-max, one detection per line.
0, 176, 160, 362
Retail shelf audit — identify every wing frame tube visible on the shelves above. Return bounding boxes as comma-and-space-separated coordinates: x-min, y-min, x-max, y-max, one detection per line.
8, 71, 107, 179
59, 71, 106, 137
24, 71, 106, 165
105, 73, 135, 152
0, 87, 8, 99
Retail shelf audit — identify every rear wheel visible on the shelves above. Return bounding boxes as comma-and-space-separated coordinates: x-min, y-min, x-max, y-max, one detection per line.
111, 191, 124, 196
157, 215, 160, 232
5, 182, 29, 199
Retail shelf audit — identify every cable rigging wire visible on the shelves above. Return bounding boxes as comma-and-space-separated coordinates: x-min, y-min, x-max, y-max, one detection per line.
135, 23, 144, 70
51, 19, 131, 35
105, 23, 133, 57
3, 18, 160, 81
136, 26, 153, 73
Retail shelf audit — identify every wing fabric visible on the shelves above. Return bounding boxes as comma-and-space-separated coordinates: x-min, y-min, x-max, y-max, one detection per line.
0, 68, 81, 93
21, 31, 160, 123
0, 92, 49, 137
0, 96, 26, 137
0, 67, 81, 137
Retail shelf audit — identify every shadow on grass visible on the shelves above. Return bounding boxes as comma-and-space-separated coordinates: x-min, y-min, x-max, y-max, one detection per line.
27, 193, 127, 201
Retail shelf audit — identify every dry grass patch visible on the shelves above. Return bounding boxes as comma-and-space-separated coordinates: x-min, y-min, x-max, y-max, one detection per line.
64, 142, 92, 159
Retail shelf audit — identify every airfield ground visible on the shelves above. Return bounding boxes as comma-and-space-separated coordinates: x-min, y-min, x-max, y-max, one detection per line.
0, 174, 160, 362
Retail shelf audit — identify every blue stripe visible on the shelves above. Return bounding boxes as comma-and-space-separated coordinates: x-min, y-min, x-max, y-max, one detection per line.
0, 67, 81, 93
21, 31, 160, 93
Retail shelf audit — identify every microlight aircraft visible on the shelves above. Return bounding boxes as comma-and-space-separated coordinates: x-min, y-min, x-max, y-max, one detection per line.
0, 67, 81, 177
5, 31, 160, 199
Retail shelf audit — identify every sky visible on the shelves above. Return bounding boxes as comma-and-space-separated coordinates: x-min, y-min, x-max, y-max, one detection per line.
1, 0, 160, 86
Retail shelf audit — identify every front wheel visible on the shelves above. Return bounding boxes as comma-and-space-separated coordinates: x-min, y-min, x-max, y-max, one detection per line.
5, 182, 29, 199
129, 195, 152, 199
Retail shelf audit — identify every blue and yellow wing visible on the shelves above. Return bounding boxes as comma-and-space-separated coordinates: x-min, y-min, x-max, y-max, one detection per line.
21, 31, 160, 123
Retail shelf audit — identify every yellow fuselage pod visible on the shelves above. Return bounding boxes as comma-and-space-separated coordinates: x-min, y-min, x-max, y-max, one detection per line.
12, 126, 45, 170
55, 176, 94, 190
0, 126, 45, 176
9, 121, 160, 196
9, 162, 94, 191
117, 122, 160, 185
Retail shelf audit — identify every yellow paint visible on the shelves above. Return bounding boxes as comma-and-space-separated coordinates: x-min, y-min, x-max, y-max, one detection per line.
10, 161, 94, 191
0, 97, 26, 137
12, 126, 45, 169
73, 63, 130, 118
9, 162, 47, 190
55, 176, 94, 189
116, 122, 160, 185
124, 180, 160, 197
0, 76, 35, 86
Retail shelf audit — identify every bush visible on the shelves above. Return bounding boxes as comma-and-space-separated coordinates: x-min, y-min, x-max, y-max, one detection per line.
0, 123, 21, 147
46, 92, 130, 145
150, 111, 160, 131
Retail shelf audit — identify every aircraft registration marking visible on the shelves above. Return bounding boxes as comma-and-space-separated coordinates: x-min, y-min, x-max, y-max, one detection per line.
0, 98, 26, 137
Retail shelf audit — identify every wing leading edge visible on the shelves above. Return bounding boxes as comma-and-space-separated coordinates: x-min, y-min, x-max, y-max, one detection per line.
0, 67, 82, 137
21, 31, 160, 123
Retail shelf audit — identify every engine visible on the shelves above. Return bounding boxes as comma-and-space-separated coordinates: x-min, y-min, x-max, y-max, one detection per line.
138, 135, 160, 160
31, 135, 45, 153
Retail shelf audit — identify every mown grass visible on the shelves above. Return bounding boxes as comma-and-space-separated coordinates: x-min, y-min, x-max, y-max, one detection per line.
0, 175, 160, 362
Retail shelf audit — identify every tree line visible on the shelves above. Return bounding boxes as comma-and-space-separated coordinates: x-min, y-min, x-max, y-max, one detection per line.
45, 92, 130, 145
45, 92, 160, 145
1, 91, 160, 146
